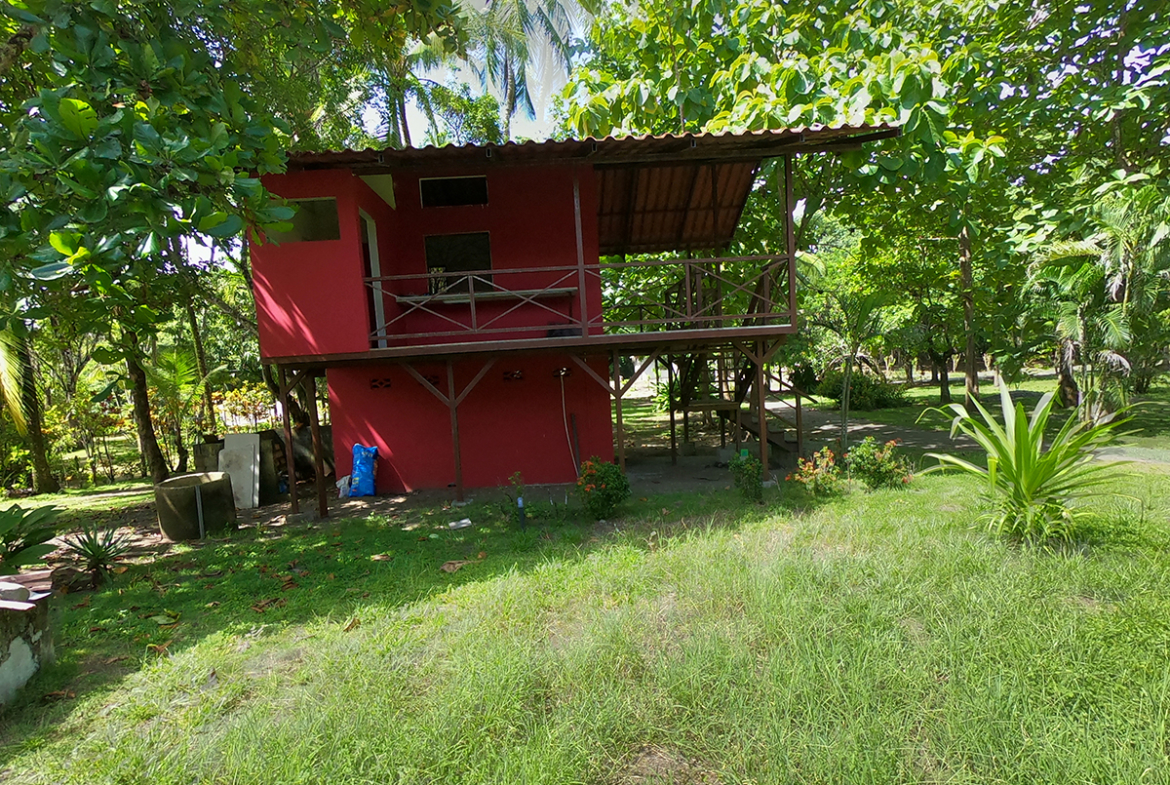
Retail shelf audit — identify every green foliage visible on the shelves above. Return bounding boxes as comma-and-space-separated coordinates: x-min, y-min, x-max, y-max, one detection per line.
0, 504, 59, 574
421, 83, 503, 146
728, 452, 763, 503
925, 380, 1132, 544
62, 524, 132, 583
576, 457, 630, 520
845, 437, 913, 489
651, 379, 677, 413
788, 447, 843, 496
816, 370, 907, 410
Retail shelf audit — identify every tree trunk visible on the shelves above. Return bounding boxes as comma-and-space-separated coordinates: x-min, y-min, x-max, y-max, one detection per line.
1056, 339, 1080, 408
185, 300, 216, 431
840, 358, 854, 453
960, 225, 979, 406
173, 424, 189, 473
17, 336, 59, 494
125, 332, 169, 484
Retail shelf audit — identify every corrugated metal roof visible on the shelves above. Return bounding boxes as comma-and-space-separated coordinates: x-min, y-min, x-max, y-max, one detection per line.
287, 125, 899, 255
288, 124, 898, 170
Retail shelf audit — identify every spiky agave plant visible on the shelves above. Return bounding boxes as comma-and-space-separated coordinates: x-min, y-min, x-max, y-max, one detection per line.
62, 525, 132, 584
924, 380, 1132, 544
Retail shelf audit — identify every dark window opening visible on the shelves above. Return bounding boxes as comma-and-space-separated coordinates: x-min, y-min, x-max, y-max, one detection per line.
267, 198, 341, 243
420, 176, 488, 208
424, 232, 492, 293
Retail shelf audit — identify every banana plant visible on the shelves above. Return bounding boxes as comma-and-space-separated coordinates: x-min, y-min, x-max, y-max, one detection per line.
0, 504, 60, 575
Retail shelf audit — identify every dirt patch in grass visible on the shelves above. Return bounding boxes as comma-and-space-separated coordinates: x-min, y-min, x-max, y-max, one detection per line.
899, 617, 930, 647
614, 745, 720, 784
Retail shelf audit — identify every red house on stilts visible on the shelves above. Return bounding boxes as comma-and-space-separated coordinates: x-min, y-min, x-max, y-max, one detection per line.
251, 126, 897, 515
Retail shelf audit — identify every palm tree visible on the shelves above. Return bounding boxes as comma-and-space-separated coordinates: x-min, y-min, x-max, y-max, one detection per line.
0, 328, 60, 494
466, 0, 595, 139
1032, 185, 1170, 416
148, 348, 221, 474
810, 288, 890, 453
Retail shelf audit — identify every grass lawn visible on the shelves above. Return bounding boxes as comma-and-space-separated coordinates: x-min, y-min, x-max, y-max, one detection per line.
811, 375, 1170, 451
2, 461, 1169, 783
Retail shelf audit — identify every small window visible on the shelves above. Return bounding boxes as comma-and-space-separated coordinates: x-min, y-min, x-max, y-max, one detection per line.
420, 176, 488, 208
424, 232, 492, 293
268, 198, 341, 243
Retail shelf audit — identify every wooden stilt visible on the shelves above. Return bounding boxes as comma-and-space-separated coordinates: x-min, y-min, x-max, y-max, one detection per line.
795, 380, 805, 457
447, 361, 463, 501
756, 340, 769, 476
278, 366, 300, 516
667, 356, 677, 465
304, 372, 329, 518
612, 350, 625, 471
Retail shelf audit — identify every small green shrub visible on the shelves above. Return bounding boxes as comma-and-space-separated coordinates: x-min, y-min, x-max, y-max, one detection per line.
816, 370, 906, 410
729, 452, 763, 502
925, 379, 1131, 544
0, 504, 60, 574
846, 437, 913, 489
651, 379, 678, 413
576, 457, 630, 520
788, 447, 843, 496
62, 525, 132, 583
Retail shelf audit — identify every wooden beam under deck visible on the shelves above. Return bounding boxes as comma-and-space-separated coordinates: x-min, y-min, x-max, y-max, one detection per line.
270, 326, 796, 371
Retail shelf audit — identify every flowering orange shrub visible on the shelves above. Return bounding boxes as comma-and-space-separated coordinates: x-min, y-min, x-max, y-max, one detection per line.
845, 437, 913, 489
787, 446, 843, 496
576, 457, 630, 520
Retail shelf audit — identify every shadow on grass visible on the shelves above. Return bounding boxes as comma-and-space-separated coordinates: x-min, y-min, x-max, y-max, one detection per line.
0, 483, 839, 755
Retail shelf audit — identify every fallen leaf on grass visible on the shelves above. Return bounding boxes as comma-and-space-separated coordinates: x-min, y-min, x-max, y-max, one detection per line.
251, 598, 280, 613
147, 641, 171, 655
74, 597, 91, 609
42, 690, 76, 703
88, 626, 106, 633
104, 655, 130, 665
147, 610, 181, 626
326, 573, 335, 581
343, 617, 360, 632
440, 560, 473, 573
477, 551, 487, 560
205, 601, 220, 608
370, 553, 392, 562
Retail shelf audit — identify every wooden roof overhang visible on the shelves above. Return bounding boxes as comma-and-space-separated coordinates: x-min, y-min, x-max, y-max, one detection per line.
286, 125, 900, 256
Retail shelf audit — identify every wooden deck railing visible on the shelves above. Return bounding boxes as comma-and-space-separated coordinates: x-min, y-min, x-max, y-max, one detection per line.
362, 254, 795, 349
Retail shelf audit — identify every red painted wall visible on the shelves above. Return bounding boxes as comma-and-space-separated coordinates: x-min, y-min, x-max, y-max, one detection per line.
328, 354, 613, 491
253, 164, 601, 359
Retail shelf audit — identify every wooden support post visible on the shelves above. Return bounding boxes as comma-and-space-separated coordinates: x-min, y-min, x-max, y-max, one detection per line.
304, 373, 329, 519
278, 366, 299, 516
612, 350, 625, 471
756, 340, 769, 476
447, 361, 464, 501
784, 154, 797, 324
403, 359, 494, 503
795, 382, 805, 458
573, 169, 589, 337
667, 356, 677, 465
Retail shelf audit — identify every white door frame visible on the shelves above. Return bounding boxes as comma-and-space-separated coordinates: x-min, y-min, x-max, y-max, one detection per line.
360, 210, 388, 349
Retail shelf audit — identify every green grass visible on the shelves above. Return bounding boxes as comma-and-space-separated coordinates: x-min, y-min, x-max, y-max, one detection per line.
813, 375, 1170, 450
1, 480, 154, 533
3, 465, 1170, 783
